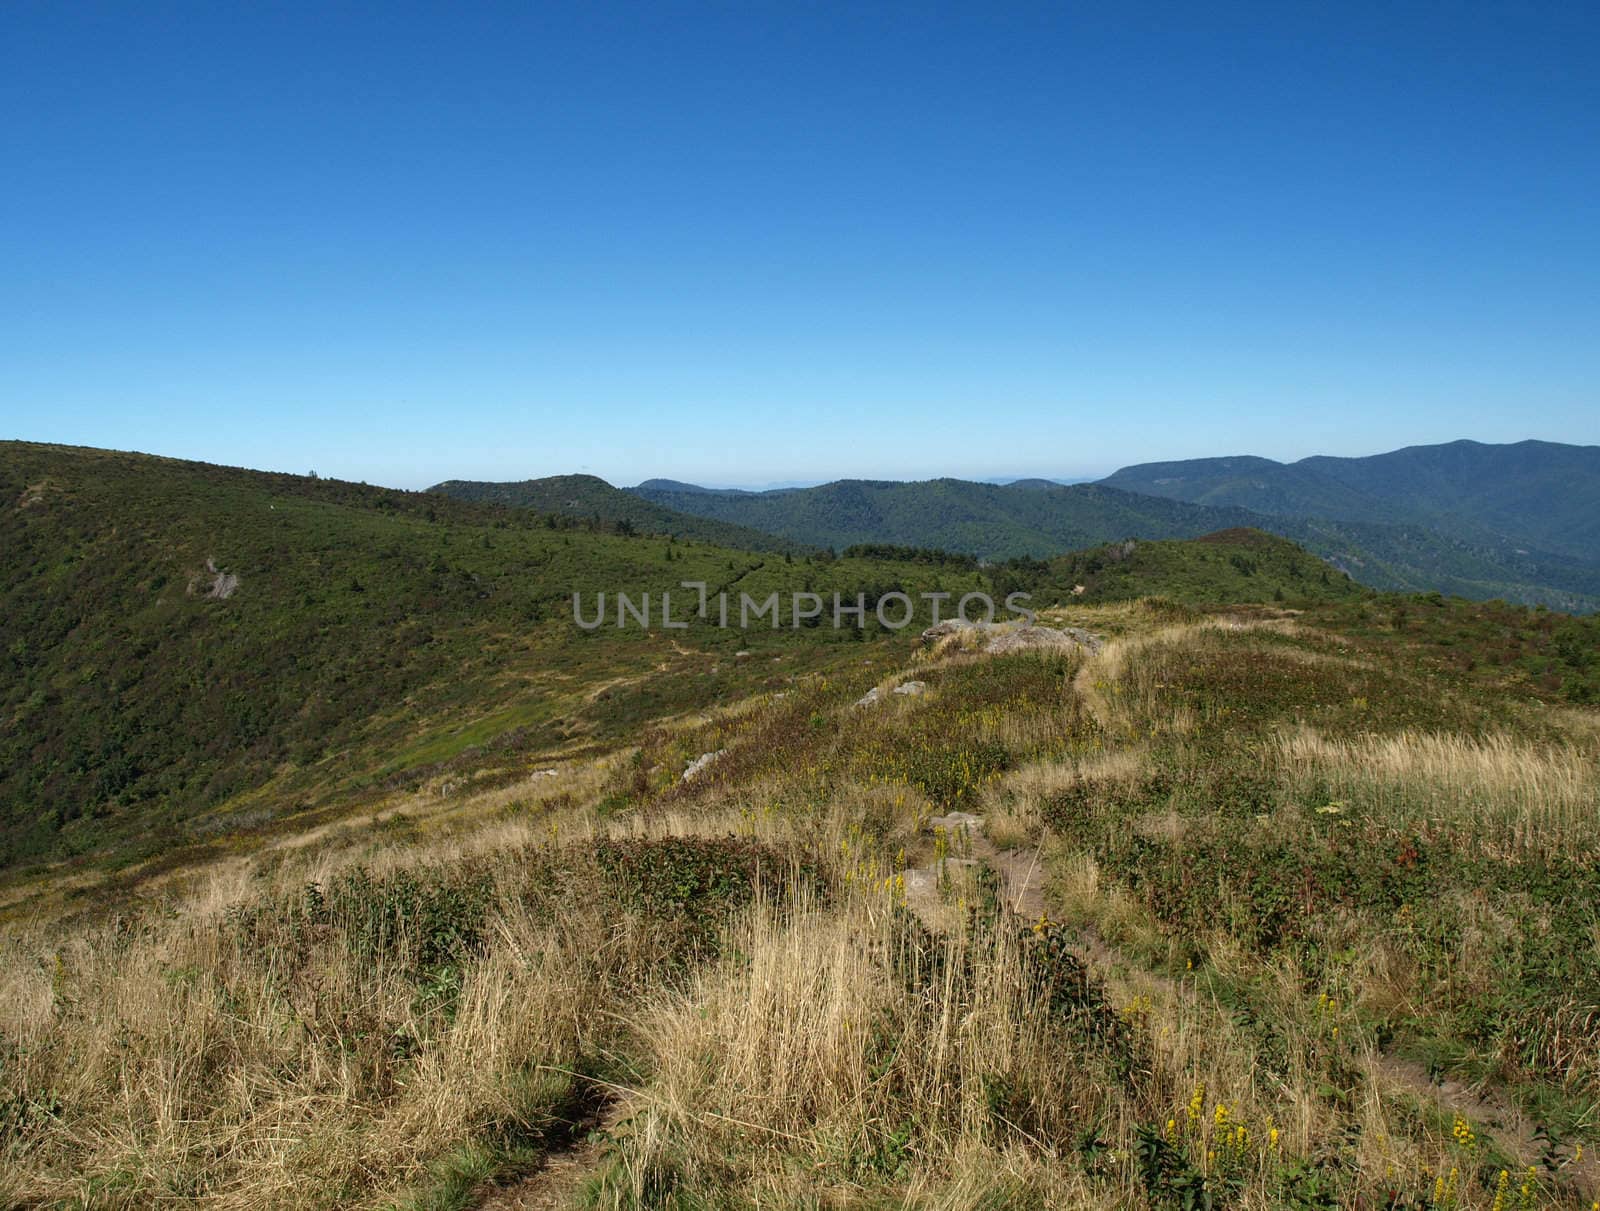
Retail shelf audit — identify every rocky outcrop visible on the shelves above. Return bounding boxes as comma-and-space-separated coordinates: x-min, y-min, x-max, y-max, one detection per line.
682, 750, 726, 781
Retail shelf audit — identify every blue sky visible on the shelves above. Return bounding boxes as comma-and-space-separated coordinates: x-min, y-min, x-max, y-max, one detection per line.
3, 2, 1596, 489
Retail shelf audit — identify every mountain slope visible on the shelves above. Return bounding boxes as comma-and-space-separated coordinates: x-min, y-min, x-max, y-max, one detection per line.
1301, 439, 1600, 560
428, 473, 799, 552
635, 478, 1279, 559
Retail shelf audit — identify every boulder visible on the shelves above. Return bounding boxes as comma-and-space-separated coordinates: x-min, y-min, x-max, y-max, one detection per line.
921, 619, 1101, 655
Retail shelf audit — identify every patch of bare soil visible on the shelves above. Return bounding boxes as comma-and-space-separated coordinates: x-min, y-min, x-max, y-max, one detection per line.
1374, 1054, 1598, 1199
905, 810, 1600, 1203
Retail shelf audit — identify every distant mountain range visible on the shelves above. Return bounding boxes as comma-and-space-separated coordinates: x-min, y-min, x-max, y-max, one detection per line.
429, 440, 1600, 612
1102, 439, 1600, 563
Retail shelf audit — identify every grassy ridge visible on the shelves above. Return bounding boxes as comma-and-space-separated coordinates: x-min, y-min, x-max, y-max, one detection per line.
7, 439, 1596, 881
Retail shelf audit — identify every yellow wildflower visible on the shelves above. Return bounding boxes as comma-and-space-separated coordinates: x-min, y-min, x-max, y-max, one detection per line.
1490, 1168, 1509, 1211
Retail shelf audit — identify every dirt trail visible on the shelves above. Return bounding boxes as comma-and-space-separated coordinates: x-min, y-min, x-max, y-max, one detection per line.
474, 1096, 622, 1210
1373, 1054, 1598, 1197
900, 813, 1051, 937
902, 811, 1599, 1202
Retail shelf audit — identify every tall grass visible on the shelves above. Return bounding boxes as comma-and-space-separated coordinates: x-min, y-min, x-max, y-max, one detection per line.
1275, 726, 1600, 856
593, 888, 1113, 1206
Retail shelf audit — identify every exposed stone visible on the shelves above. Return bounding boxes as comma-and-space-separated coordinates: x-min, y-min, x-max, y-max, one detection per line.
929, 811, 985, 832
682, 750, 726, 781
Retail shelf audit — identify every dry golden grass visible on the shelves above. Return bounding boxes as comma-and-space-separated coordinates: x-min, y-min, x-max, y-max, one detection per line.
0, 837, 688, 1209
578, 865, 1534, 1209
1275, 725, 1600, 855
595, 887, 1111, 1206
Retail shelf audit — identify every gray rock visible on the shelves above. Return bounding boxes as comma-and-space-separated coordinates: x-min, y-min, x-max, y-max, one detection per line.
929, 811, 985, 832
682, 750, 727, 781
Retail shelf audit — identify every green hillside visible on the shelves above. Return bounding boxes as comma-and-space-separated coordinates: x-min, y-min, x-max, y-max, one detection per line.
0, 444, 984, 872
1270, 515, 1600, 612
6, 442, 1594, 880
997, 527, 1366, 607
428, 473, 798, 552
9, 450, 1600, 1211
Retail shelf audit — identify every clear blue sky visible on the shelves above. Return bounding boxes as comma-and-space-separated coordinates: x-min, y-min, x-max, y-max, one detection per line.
3, 2, 1596, 489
